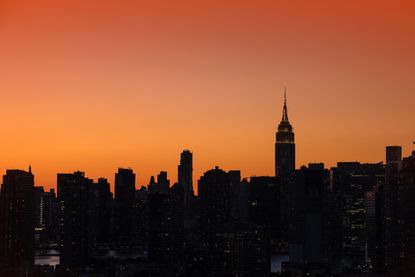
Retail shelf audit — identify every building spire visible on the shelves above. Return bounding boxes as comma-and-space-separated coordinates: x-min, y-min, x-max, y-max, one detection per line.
282, 87, 289, 122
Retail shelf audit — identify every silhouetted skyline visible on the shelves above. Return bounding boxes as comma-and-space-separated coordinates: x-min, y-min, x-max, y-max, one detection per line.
1, 1, 415, 276
1, 1, 414, 190
0, 95, 414, 276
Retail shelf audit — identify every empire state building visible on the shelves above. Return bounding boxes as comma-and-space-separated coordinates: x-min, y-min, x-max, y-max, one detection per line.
275, 92, 295, 176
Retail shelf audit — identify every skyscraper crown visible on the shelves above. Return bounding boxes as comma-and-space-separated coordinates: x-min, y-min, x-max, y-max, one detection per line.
282, 89, 289, 122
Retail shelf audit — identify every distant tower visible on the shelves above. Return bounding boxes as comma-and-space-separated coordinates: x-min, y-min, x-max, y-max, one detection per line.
0, 169, 35, 275
178, 150, 194, 208
386, 146, 402, 165
275, 90, 295, 176
114, 168, 136, 245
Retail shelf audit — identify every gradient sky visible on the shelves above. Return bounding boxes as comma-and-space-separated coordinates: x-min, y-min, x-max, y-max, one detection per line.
0, 0, 414, 192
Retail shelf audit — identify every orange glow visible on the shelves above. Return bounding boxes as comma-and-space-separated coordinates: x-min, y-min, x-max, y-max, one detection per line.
0, 0, 414, 192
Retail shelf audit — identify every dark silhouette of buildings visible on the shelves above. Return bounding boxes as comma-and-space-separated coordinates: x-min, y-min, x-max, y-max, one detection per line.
247, 176, 280, 241
114, 168, 136, 249
396, 153, 415, 273
131, 186, 148, 253
276, 92, 296, 252
197, 167, 272, 276
147, 175, 184, 271
1, 97, 415, 277
0, 169, 35, 277
34, 187, 58, 246
57, 171, 98, 269
275, 91, 295, 177
232, 224, 270, 277
96, 178, 112, 244
178, 150, 194, 214
281, 164, 333, 276
198, 167, 238, 242
331, 162, 385, 271
386, 146, 402, 164
384, 146, 402, 271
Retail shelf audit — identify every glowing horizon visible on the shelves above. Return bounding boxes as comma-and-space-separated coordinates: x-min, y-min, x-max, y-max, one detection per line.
1, 0, 414, 192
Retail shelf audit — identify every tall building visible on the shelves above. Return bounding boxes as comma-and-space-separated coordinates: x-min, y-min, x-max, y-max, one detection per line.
0, 169, 35, 277
34, 186, 45, 246
288, 164, 330, 263
386, 146, 402, 164
96, 178, 112, 244
397, 154, 415, 273
114, 168, 136, 247
178, 150, 194, 211
277, 92, 296, 247
41, 189, 58, 244
132, 187, 148, 252
34, 187, 58, 245
57, 171, 97, 269
384, 146, 402, 270
147, 174, 184, 273
331, 162, 385, 271
157, 171, 170, 194
198, 167, 238, 242
275, 91, 295, 177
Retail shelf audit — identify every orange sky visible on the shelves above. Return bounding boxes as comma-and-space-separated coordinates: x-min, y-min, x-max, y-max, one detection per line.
0, 0, 414, 192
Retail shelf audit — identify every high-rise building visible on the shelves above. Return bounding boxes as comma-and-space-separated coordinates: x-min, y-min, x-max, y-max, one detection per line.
34, 187, 58, 245
132, 187, 148, 252
157, 171, 170, 194
114, 168, 136, 247
34, 186, 45, 246
384, 146, 402, 270
275, 91, 295, 177
0, 169, 35, 276
96, 178, 112, 244
147, 175, 184, 273
198, 167, 238, 242
281, 164, 337, 276
397, 154, 415, 273
289, 164, 330, 263
57, 171, 97, 268
178, 150, 194, 211
386, 146, 402, 165
277, 92, 296, 248
331, 162, 385, 271
41, 189, 58, 244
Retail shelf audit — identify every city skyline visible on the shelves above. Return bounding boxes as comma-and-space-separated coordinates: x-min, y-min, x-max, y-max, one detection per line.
2, 1, 415, 276
1, 0, 414, 190
0, 94, 413, 194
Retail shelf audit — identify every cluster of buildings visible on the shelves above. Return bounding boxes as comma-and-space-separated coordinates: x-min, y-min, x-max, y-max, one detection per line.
0, 96, 414, 276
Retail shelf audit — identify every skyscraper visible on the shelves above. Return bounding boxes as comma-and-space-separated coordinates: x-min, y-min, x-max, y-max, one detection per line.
57, 171, 97, 268
331, 162, 385, 270
397, 154, 415, 273
384, 146, 402, 270
275, 91, 295, 177
386, 146, 402, 165
0, 169, 35, 277
198, 167, 237, 241
96, 178, 112, 244
114, 168, 136, 247
178, 150, 194, 211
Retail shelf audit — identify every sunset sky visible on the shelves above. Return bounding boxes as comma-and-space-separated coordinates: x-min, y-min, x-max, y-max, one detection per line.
0, 0, 414, 192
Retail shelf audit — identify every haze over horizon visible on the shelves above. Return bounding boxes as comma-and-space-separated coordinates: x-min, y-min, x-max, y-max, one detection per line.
1, 0, 414, 191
